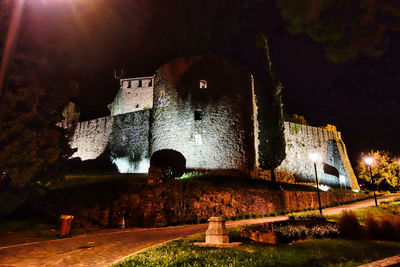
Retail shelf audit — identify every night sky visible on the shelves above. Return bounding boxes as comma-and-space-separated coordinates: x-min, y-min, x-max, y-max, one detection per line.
15, 0, 400, 164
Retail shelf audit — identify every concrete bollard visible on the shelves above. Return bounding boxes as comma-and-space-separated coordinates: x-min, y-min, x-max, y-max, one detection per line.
205, 217, 229, 244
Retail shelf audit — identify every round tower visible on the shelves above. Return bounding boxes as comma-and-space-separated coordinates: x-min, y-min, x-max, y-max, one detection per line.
150, 56, 256, 175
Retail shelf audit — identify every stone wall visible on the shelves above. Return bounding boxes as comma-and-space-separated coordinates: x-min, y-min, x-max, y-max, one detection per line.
65, 181, 369, 228
70, 110, 151, 173
277, 122, 359, 189
110, 77, 154, 116
150, 56, 256, 174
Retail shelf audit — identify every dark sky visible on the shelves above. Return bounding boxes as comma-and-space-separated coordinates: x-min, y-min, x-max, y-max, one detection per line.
17, 0, 400, 164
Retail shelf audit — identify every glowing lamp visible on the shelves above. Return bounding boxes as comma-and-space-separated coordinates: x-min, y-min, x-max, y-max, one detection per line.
309, 152, 321, 163
364, 156, 373, 166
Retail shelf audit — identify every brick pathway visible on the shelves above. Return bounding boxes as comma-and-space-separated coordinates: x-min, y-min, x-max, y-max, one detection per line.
359, 254, 400, 267
0, 194, 398, 267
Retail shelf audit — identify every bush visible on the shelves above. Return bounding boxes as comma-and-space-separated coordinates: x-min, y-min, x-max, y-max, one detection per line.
67, 153, 118, 174
288, 211, 325, 221
380, 216, 396, 241
365, 214, 380, 240
337, 210, 363, 239
270, 221, 339, 243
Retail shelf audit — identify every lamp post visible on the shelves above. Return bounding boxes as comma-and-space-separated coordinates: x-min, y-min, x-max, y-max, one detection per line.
309, 152, 323, 214
364, 156, 378, 207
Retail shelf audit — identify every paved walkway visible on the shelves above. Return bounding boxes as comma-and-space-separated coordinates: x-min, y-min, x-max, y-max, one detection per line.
0, 194, 398, 267
359, 254, 400, 267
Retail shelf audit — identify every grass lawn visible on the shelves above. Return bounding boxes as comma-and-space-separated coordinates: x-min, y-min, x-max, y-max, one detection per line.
325, 199, 400, 223
116, 201, 400, 267
49, 173, 148, 190
115, 228, 400, 267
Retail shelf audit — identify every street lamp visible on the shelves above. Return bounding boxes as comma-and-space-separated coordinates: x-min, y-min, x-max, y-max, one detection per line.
309, 152, 323, 214
364, 156, 378, 207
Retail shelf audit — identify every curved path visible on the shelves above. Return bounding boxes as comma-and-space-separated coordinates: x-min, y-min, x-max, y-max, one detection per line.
0, 194, 397, 267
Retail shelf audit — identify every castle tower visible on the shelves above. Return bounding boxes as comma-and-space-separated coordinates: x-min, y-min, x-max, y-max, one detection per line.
150, 56, 256, 174
109, 76, 154, 115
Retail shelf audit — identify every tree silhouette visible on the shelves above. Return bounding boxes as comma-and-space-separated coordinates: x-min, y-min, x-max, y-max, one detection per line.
276, 0, 400, 63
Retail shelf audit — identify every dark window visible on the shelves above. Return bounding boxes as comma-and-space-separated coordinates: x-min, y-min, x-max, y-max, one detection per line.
194, 110, 203, 120
136, 104, 139, 108
149, 80, 153, 87
138, 80, 142, 87
127, 81, 131, 88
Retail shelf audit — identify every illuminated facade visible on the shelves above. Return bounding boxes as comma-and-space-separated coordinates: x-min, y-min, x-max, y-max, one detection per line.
70, 56, 359, 189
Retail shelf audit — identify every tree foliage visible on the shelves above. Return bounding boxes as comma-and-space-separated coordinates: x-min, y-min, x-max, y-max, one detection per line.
276, 0, 400, 63
0, 53, 77, 186
284, 113, 308, 125
356, 150, 400, 189
253, 33, 286, 182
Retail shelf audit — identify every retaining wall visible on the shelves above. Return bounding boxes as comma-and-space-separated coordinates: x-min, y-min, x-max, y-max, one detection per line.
64, 181, 369, 227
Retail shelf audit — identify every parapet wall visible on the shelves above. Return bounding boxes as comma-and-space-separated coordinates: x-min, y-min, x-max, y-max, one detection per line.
110, 77, 154, 116
70, 110, 151, 173
277, 122, 359, 189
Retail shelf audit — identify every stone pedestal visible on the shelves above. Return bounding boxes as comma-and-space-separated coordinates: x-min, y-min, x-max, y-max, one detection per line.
205, 217, 229, 244
194, 216, 240, 247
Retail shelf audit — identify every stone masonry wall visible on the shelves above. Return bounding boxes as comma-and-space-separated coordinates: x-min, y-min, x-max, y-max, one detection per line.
63, 181, 370, 228
110, 77, 154, 116
277, 122, 359, 189
70, 110, 151, 172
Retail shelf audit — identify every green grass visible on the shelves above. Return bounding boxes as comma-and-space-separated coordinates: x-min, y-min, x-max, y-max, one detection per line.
49, 173, 148, 190
325, 200, 400, 223
178, 174, 319, 192
115, 228, 400, 267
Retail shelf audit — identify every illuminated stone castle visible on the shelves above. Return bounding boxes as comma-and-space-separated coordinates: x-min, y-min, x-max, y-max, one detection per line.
70, 56, 359, 190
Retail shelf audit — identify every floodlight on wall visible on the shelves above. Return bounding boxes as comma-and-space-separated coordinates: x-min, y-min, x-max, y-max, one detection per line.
316, 184, 330, 191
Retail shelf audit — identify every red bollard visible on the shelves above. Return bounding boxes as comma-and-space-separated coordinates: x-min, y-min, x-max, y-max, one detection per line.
60, 215, 74, 237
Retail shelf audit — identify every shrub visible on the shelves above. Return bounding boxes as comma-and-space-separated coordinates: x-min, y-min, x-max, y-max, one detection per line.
380, 216, 396, 241
365, 214, 380, 240
391, 217, 400, 241
270, 222, 339, 243
288, 211, 325, 221
337, 210, 363, 239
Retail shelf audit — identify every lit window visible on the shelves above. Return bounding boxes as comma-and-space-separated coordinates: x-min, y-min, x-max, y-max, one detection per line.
138, 80, 142, 87
200, 80, 207, 89
194, 110, 203, 120
195, 134, 202, 145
